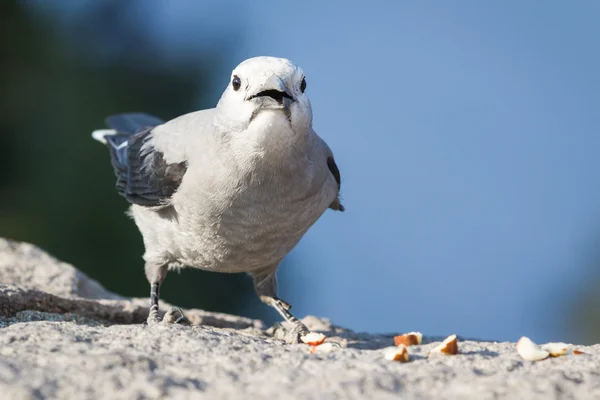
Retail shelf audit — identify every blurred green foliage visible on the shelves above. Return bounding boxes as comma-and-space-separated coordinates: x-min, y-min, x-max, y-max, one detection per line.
0, 2, 271, 321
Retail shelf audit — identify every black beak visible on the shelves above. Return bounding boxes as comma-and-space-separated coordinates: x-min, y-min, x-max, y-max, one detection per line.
248, 90, 294, 104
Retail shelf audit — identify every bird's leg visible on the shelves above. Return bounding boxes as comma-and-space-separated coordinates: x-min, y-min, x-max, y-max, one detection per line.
144, 262, 190, 325
143, 262, 190, 325
148, 280, 162, 324
251, 269, 309, 344
145, 262, 168, 324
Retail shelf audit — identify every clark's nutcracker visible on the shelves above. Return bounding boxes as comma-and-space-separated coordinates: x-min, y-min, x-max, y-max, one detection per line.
92, 56, 343, 342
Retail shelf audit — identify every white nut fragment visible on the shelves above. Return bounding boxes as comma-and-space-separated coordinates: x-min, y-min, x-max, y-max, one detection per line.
429, 334, 459, 356
516, 337, 549, 361
384, 345, 411, 362
541, 342, 569, 357
301, 332, 326, 346
394, 332, 423, 347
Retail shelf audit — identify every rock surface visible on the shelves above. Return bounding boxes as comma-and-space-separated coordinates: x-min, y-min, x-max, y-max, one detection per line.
0, 237, 599, 399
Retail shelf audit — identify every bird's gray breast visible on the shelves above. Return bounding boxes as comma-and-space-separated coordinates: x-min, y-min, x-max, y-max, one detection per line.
220, 184, 326, 267
174, 162, 334, 272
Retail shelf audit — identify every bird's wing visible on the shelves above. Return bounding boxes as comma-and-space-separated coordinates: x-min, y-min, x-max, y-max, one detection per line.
102, 113, 188, 208
327, 156, 341, 190
326, 155, 344, 212
317, 136, 344, 212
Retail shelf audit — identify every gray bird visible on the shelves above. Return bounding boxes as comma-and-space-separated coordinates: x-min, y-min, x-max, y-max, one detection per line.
92, 56, 343, 342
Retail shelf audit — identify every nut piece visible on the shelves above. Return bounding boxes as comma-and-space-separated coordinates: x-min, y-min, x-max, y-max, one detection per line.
516, 337, 549, 361
541, 342, 568, 357
384, 345, 411, 362
573, 349, 585, 355
394, 332, 423, 347
301, 332, 326, 346
310, 342, 335, 354
429, 334, 458, 356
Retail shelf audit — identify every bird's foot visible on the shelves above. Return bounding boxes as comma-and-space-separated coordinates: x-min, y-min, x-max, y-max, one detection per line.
144, 310, 162, 326
143, 307, 190, 326
162, 307, 191, 325
272, 320, 310, 344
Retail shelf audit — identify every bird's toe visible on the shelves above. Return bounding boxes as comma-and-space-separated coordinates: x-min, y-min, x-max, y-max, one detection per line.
145, 314, 162, 326
162, 307, 191, 326
272, 321, 310, 344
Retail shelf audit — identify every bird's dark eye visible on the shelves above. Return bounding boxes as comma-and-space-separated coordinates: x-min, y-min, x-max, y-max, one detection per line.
300, 77, 306, 93
232, 75, 241, 91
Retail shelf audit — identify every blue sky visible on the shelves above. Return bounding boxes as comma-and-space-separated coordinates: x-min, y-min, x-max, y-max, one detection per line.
239, 1, 600, 343
45, 0, 600, 342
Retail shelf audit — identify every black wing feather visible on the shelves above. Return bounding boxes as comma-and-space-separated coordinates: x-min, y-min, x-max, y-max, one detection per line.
327, 156, 341, 189
102, 113, 187, 208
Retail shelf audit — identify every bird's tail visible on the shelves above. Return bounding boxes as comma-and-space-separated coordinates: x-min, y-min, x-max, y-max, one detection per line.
91, 129, 118, 145
91, 112, 165, 144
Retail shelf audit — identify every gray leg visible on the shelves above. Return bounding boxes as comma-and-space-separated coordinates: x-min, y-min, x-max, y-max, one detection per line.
145, 262, 168, 324
251, 269, 309, 343
148, 281, 161, 323
144, 262, 190, 325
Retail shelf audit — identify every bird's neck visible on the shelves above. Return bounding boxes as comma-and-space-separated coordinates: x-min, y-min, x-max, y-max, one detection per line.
233, 110, 312, 169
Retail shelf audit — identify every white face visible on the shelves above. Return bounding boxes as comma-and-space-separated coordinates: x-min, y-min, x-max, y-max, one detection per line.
216, 57, 313, 133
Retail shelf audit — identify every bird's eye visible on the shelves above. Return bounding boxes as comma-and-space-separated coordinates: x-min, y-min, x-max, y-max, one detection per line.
300, 77, 306, 93
232, 75, 241, 91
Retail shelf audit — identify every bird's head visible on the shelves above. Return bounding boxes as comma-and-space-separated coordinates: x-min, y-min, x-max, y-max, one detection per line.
216, 56, 312, 132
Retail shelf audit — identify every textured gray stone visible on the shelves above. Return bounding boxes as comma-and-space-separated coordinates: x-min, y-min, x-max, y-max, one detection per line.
0, 237, 599, 399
